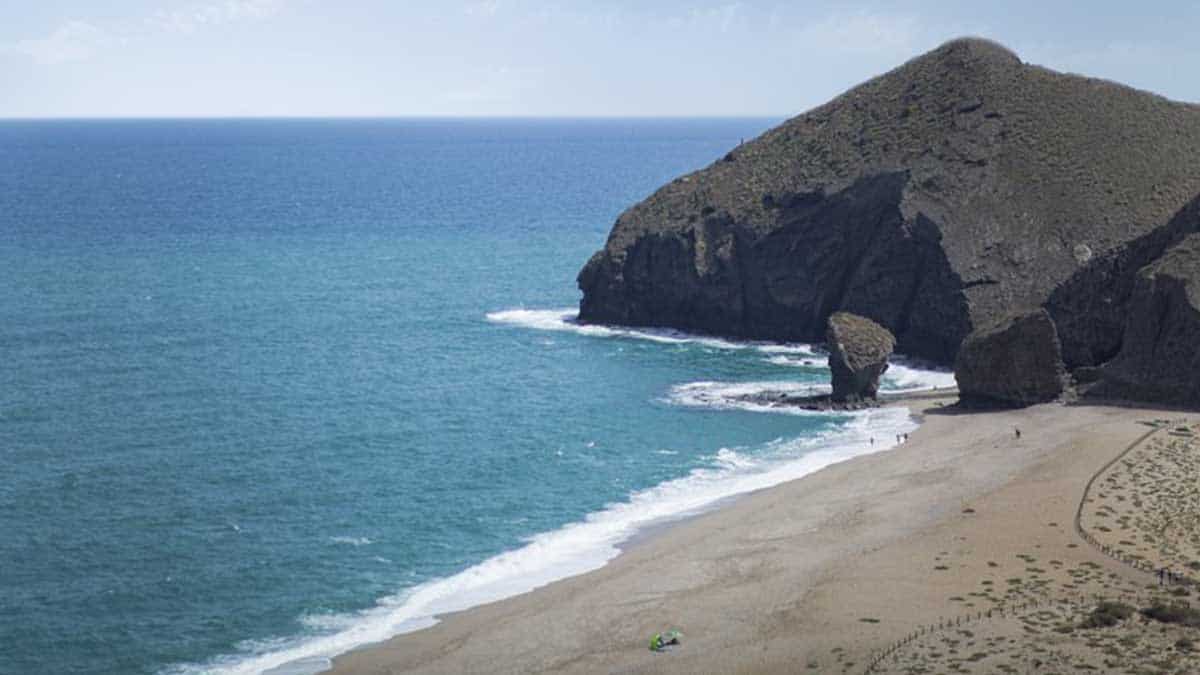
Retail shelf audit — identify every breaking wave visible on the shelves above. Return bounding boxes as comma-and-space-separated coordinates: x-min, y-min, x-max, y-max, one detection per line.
172, 406, 915, 675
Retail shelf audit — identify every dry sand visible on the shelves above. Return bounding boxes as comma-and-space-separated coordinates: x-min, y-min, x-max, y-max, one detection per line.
1081, 421, 1200, 574
329, 399, 1199, 674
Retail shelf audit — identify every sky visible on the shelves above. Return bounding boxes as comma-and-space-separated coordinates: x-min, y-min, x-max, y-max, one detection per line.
1, 1, 1198, 118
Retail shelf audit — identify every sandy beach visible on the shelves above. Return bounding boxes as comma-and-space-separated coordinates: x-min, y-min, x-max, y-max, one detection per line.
328, 399, 1200, 674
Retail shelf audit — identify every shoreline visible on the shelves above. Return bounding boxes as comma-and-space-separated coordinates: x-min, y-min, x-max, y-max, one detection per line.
324, 395, 1196, 674
613, 389, 948, 554
244, 389, 927, 675
317, 395, 930, 674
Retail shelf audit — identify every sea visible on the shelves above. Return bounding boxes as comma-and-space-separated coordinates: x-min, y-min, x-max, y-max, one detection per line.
0, 118, 954, 675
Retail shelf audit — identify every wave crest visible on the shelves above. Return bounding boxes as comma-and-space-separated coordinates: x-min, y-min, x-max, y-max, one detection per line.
172, 407, 915, 675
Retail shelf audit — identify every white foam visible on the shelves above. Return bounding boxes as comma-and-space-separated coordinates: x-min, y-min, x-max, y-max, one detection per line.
755, 343, 820, 356
666, 369, 952, 415
328, 537, 373, 547
486, 308, 815, 354
169, 407, 916, 675
763, 354, 824, 368
881, 356, 957, 393
173, 310, 948, 675
666, 380, 833, 415
487, 307, 954, 394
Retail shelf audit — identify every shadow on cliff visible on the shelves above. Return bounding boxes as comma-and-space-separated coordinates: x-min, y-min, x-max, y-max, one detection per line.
1046, 193, 1200, 369
579, 171, 973, 364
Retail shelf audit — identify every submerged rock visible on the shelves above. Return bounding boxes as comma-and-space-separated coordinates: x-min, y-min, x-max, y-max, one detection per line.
577, 38, 1200, 366
826, 312, 895, 402
1091, 234, 1200, 406
954, 308, 1066, 407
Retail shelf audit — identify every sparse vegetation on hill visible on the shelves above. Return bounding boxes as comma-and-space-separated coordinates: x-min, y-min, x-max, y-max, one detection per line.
579, 37, 1200, 406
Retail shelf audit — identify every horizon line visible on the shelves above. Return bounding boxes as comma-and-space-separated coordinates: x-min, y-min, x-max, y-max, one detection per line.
0, 114, 789, 122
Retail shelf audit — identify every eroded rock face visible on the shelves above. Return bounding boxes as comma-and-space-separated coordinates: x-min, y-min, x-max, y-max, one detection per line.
954, 309, 1066, 407
577, 38, 1200, 365
826, 312, 896, 402
1046, 193, 1200, 369
1091, 234, 1200, 406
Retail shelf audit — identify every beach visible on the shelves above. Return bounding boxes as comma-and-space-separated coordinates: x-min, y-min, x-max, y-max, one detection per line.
328, 398, 1198, 674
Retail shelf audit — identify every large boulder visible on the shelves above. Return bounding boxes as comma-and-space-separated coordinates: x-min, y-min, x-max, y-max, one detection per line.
1090, 234, 1200, 406
826, 312, 896, 401
954, 308, 1066, 407
577, 38, 1200, 366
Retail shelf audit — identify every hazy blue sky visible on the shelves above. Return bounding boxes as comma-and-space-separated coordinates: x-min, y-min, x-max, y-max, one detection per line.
2, 1, 1197, 117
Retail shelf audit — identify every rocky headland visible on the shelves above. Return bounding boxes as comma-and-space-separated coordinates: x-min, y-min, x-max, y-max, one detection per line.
578, 37, 1200, 408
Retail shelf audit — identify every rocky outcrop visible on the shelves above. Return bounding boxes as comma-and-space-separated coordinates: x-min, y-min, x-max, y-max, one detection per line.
1046, 193, 1200, 368
1090, 234, 1200, 406
954, 309, 1066, 407
578, 38, 1200, 366
826, 312, 895, 401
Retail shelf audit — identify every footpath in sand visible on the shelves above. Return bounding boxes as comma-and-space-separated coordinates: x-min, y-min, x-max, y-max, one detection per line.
330, 400, 1200, 675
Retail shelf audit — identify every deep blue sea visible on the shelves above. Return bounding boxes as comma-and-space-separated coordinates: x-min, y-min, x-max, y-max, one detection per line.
0, 119, 951, 675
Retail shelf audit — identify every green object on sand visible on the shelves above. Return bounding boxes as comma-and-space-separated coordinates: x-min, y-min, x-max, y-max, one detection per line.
649, 629, 683, 651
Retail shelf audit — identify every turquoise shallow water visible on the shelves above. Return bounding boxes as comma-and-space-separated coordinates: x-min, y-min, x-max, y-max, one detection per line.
0, 119, 947, 675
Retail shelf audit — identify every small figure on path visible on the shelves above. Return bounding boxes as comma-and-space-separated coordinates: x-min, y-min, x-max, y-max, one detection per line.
870, 437, 874, 445
1015, 427, 1022, 439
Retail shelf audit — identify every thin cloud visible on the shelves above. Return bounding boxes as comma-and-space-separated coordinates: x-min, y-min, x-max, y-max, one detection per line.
9, 20, 119, 65
795, 10, 921, 54
7, 0, 287, 65
689, 3, 745, 33
146, 0, 287, 34
464, 0, 502, 18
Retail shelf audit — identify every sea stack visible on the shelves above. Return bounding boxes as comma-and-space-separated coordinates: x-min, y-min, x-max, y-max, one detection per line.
954, 308, 1067, 407
826, 312, 895, 402
577, 37, 1200, 368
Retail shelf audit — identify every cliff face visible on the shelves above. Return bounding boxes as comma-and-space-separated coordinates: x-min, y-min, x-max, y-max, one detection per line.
578, 38, 1200, 365
1091, 233, 1200, 406
1046, 193, 1200, 369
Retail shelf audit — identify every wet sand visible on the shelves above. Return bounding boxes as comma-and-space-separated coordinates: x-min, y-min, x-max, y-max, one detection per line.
329, 399, 1196, 674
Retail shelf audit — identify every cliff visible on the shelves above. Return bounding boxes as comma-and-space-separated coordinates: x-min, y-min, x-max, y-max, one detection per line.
1091, 232, 1200, 406
577, 38, 1200, 365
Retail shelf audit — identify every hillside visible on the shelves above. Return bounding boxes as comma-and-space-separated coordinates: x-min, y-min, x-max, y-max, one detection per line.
578, 38, 1200, 366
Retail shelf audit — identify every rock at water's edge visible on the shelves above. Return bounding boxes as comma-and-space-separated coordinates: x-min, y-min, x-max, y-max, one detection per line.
1091, 234, 1200, 406
826, 312, 896, 402
955, 308, 1066, 407
577, 37, 1200, 366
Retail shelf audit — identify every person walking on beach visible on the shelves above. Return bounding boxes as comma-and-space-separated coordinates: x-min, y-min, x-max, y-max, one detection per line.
1015, 428, 1021, 439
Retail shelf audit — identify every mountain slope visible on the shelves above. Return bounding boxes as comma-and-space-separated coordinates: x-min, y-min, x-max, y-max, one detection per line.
577, 38, 1200, 364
